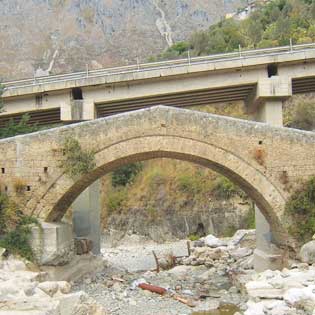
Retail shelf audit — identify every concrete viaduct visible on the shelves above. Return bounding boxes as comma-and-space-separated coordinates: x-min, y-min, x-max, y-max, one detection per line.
1, 44, 315, 271
2, 43, 315, 127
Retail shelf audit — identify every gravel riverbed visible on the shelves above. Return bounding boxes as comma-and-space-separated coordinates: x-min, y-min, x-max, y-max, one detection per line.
72, 234, 249, 315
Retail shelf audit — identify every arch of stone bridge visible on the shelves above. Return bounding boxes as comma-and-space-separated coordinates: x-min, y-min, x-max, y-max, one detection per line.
31, 133, 288, 248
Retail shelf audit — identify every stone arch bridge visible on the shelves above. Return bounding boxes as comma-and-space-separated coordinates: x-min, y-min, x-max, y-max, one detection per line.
1, 106, 315, 269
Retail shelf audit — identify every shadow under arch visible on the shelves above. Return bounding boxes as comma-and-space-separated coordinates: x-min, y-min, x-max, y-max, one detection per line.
33, 135, 288, 248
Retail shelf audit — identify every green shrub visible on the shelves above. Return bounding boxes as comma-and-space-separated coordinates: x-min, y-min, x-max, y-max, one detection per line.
0, 224, 35, 261
106, 189, 127, 214
0, 193, 20, 234
177, 174, 202, 195
212, 177, 238, 199
244, 204, 256, 229
286, 177, 315, 242
188, 234, 200, 241
0, 193, 38, 261
146, 205, 158, 221
223, 224, 238, 237
60, 137, 96, 180
112, 163, 142, 187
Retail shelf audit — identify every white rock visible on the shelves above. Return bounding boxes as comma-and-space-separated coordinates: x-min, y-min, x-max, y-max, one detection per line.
300, 241, 315, 264
130, 278, 146, 290
239, 255, 254, 270
284, 285, 315, 305
57, 291, 106, 315
245, 300, 291, 315
38, 281, 59, 297
58, 281, 71, 294
244, 300, 264, 315
229, 229, 255, 247
182, 289, 193, 296
245, 280, 284, 299
1, 258, 27, 272
204, 235, 224, 248
167, 265, 192, 276
230, 247, 252, 260
0, 280, 26, 301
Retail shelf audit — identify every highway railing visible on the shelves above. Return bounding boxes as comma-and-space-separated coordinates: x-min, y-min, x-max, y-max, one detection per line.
3, 42, 315, 92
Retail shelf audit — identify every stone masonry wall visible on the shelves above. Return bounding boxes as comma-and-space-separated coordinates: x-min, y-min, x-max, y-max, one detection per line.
0, 106, 314, 248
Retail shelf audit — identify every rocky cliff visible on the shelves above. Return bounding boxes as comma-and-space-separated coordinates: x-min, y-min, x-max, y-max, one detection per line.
0, 0, 244, 80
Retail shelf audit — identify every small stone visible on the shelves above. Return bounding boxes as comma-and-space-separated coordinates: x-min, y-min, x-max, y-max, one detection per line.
84, 278, 92, 285
58, 281, 71, 294
182, 289, 194, 296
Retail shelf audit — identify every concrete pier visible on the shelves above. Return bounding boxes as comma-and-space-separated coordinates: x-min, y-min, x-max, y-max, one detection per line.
72, 180, 101, 255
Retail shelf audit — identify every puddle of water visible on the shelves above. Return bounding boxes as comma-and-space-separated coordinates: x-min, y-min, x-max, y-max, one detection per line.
192, 304, 240, 315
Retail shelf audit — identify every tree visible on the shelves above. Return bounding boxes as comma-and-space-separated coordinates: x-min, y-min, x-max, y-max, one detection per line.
0, 114, 41, 139
112, 163, 143, 187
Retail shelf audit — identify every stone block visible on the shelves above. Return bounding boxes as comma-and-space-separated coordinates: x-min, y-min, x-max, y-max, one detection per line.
30, 222, 74, 266
75, 238, 93, 255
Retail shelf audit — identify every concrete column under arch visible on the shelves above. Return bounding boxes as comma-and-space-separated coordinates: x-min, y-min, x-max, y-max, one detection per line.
252, 93, 287, 271
72, 180, 101, 255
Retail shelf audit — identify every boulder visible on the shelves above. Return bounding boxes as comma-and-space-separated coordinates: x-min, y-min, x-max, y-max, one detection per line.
0, 279, 26, 301
230, 247, 252, 260
229, 229, 256, 248
57, 291, 106, 315
38, 281, 59, 297
245, 280, 284, 299
1, 257, 27, 272
245, 300, 293, 315
204, 235, 225, 248
300, 240, 315, 264
284, 285, 315, 306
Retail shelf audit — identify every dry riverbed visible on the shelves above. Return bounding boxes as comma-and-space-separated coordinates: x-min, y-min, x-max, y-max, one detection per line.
2, 229, 315, 315
72, 231, 254, 315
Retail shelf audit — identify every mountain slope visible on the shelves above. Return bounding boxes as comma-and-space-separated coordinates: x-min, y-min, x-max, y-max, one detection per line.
0, 0, 244, 80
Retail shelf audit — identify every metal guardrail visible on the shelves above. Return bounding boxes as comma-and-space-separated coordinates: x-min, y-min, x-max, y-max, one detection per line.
3, 42, 315, 92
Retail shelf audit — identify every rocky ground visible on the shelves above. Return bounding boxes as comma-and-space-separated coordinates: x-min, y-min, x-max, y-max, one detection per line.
0, 254, 106, 314
3, 230, 315, 315
72, 230, 255, 315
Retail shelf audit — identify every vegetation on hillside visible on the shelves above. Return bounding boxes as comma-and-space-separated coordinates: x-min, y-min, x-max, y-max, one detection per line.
286, 177, 315, 242
284, 95, 315, 131
112, 163, 143, 187
102, 156, 254, 239
151, 0, 315, 62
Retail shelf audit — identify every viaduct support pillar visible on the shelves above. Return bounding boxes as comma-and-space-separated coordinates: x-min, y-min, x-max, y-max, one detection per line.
72, 180, 101, 255
255, 99, 284, 127
253, 103, 286, 271
248, 77, 292, 271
